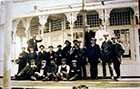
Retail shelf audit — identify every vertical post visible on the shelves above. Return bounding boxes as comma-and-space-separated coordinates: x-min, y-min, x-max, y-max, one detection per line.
3, 1, 12, 89
39, 15, 48, 39
22, 17, 32, 40
64, 12, 78, 43
101, 0, 106, 31
82, 0, 87, 47
138, 0, 140, 25
70, 13, 74, 43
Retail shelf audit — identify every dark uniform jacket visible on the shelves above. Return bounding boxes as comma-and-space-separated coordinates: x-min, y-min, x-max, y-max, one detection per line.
70, 65, 81, 77
86, 44, 101, 64
47, 51, 56, 63
37, 51, 48, 65
85, 30, 95, 46
27, 38, 42, 51
112, 43, 125, 62
55, 49, 63, 65
101, 40, 112, 62
78, 48, 87, 65
28, 52, 37, 63
17, 65, 38, 80
16, 51, 29, 73
47, 64, 58, 74
63, 45, 71, 63
70, 46, 80, 62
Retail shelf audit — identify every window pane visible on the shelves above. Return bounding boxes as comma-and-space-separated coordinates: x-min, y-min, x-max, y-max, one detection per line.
110, 11, 131, 26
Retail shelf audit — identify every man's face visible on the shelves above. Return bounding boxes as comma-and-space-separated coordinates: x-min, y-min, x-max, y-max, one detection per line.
86, 27, 90, 31
90, 40, 96, 45
33, 35, 36, 40
21, 48, 25, 52
41, 60, 46, 67
104, 35, 108, 40
62, 61, 66, 65
30, 60, 35, 65
72, 62, 77, 67
50, 60, 55, 65
49, 47, 53, 51
29, 48, 34, 52
40, 47, 44, 50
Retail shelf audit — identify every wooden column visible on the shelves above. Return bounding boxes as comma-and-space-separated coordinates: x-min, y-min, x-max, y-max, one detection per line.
3, 1, 12, 89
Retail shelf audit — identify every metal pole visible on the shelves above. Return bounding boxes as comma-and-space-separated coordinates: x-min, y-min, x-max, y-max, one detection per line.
82, 0, 87, 47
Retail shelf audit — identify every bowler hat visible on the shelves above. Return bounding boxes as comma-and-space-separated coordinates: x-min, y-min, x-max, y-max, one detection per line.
48, 45, 53, 48
72, 60, 77, 63
39, 45, 45, 48
73, 40, 78, 43
64, 40, 71, 44
57, 45, 62, 48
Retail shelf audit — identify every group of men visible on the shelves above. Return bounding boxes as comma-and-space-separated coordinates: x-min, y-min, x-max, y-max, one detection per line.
12, 25, 125, 81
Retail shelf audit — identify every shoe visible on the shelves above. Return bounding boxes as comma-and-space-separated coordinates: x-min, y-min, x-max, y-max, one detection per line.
115, 77, 121, 81
42, 77, 49, 81
103, 76, 107, 79
62, 78, 67, 81
111, 76, 114, 80
31, 76, 37, 81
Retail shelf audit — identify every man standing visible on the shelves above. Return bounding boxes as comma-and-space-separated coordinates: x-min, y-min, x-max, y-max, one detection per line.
111, 36, 125, 81
55, 45, 63, 66
15, 47, 29, 74
27, 35, 42, 52
101, 33, 114, 79
63, 40, 72, 64
47, 46, 56, 64
37, 45, 48, 66
85, 25, 95, 47
86, 38, 100, 79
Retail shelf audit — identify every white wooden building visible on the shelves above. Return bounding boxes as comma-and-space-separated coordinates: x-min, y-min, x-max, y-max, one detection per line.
0, 0, 140, 78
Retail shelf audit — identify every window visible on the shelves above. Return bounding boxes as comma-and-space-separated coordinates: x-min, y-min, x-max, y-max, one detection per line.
74, 15, 83, 28
51, 19, 62, 32
87, 14, 101, 27
73, 13, 101, 28
114, 29, 130, 57
44, 23, 49, 33
110, 11, 131, 26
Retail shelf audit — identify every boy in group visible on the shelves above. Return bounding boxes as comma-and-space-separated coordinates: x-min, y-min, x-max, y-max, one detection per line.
55, 45, 63, 66
37, 45, 48, 66
47, 46, 56, 64
43, 60, 58, 81
15, 59, 38, 80
57, 58, 70, 81
31, 60, 48, 81
111, 36, 125, 81
69, 60, 81, 81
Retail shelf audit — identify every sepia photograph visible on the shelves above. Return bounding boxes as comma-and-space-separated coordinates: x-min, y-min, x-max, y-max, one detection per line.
0, 0, 140, 89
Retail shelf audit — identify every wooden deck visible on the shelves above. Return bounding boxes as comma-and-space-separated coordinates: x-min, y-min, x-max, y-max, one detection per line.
1, 78, 140, 89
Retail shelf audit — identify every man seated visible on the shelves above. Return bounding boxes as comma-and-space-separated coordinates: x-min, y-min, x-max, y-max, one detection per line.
31, 60, 47, 80
15, 59, 38, 80
43, 60, 58, 81
57, 58, 70, 81
69, 60, 81, 81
